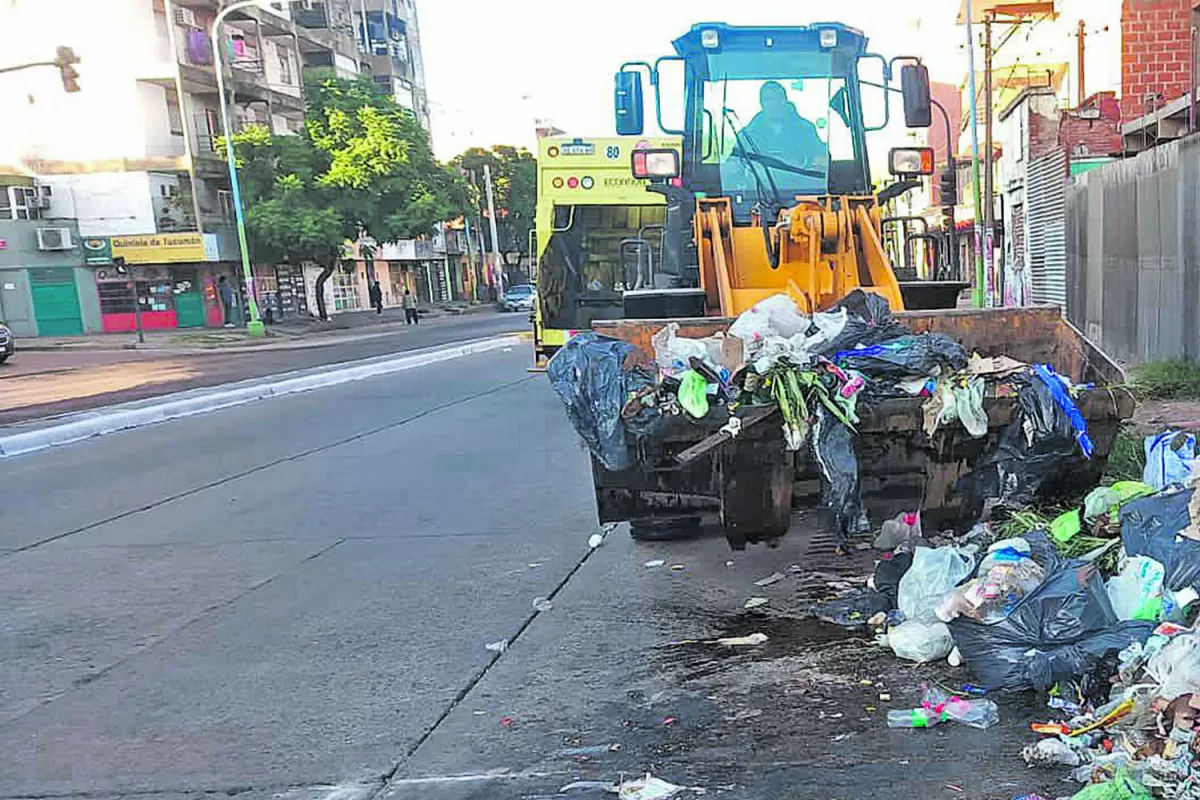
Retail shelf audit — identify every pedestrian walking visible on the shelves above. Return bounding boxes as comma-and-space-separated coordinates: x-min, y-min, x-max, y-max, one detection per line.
218, 275, 236, 327
369, 280, 383, 315
403, 289, 419, 325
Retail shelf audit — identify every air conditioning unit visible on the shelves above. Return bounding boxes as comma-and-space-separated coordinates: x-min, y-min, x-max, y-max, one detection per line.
37, 228, 74, 251
174, 7, 198, 28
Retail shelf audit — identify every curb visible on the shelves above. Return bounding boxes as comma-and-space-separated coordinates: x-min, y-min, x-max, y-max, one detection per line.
0, 335, 523, 459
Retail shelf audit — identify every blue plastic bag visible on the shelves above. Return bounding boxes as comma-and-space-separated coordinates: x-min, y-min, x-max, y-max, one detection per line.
1143, 431, 1197, 490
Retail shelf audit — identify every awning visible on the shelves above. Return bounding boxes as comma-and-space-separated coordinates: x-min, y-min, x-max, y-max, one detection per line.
957, 1, 1056, 24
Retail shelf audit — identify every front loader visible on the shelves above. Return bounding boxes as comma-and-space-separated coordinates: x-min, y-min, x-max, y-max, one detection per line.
577, 22, 1133, 548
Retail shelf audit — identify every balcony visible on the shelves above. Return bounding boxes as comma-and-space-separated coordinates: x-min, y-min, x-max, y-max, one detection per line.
294, 2, 330, 29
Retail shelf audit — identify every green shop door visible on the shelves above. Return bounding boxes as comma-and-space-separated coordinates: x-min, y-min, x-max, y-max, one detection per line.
28, 268, 83, 336
175, 292, 206, 328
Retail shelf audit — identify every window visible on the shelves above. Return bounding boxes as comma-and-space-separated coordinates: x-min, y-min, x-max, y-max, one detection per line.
5, 186, 40, 220
332, 270, 361, 311
205, 108, 222, 150
276, 43, 293, 85
166, 90, 183, 136
217, 189, 234, 220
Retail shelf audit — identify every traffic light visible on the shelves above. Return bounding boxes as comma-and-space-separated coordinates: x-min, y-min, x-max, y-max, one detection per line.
939, 169, 958, 207
55, 46, 80, 93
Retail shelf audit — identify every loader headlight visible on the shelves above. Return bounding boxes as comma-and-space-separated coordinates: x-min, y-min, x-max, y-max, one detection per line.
631, 148, 681, 181
819, 28, 838, 48
889, 147, 936, 177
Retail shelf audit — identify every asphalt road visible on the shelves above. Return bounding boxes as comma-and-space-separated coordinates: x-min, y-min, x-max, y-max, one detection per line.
0, 347, 1052, 800
0, 312, 527, 425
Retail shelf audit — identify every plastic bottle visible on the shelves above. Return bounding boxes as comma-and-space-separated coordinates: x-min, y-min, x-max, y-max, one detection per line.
943, 697, 1000, 729
887, 708, 944, 728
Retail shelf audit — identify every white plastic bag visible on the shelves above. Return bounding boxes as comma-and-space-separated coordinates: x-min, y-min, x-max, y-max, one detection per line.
1145, 633, 1200, 700
652, 322, 709, 374
1144, 431, 1197, 490
1106, 556, 1166, 621
889, 620, 954, 663
898, 546, 975, 624
728, 294, 810, 353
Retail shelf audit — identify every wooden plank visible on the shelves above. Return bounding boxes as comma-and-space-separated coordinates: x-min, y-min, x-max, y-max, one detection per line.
674, 405, 777, 465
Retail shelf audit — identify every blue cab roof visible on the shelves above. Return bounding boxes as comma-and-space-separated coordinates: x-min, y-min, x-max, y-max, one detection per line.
672, 22, 870, 58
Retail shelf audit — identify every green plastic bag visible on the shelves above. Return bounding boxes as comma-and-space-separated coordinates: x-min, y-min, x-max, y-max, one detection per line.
1051, 509, 1083, 543
678, 370, 710, 419
1069, 769, 1153, 800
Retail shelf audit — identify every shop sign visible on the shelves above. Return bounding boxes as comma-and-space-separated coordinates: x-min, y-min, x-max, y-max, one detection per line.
82, 237, 112, 265
110, 232, 205, 264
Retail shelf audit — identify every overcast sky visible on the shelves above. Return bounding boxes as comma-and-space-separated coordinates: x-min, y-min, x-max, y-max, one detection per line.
418, 0, 969, 159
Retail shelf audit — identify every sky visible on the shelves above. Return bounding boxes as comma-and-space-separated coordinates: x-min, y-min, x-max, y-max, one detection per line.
417, 0, 971, 160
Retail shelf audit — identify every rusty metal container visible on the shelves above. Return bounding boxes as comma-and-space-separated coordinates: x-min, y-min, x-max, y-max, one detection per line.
591, 307, 1137, 549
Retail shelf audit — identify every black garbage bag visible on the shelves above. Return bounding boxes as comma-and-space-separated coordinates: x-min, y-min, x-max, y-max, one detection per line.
834, 333, 968, 384
547, 333, 658, 472
1121, 489, 1200, 593
873, 551, 915, 608
818, 289, 909, 356
957, 375, 1089, 517
949, 560, 1156, 693
811, 407, 867, 541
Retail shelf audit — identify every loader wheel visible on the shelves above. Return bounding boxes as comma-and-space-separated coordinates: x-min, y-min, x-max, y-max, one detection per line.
629, 516, 703, 542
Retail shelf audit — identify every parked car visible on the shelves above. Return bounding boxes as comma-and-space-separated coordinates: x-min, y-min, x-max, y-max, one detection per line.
0, 321, 14, 363
501, 284, 536, 313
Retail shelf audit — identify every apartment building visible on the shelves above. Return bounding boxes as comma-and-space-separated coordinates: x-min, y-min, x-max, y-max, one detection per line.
0, 0, 347, 333
355, 0, 431, 131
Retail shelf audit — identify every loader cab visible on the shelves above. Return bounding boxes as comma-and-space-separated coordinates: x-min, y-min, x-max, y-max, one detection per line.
615, 23, 931, 225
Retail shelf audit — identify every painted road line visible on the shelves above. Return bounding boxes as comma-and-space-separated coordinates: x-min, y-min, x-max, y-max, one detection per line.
0, 335, 523, 458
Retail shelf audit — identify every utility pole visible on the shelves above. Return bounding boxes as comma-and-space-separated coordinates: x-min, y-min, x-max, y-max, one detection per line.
1077, 20, 1087, 106
483, 164, 505, 298
983, 11, 996, 309
965, 0, 987, 309
463, 215, 479, 302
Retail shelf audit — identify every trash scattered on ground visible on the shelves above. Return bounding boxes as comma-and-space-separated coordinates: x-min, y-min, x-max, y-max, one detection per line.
485, 639, 508, 654
532, 597, 553, 613
754, 571, 785, 587
715, 633, 769, 647
589, 533, 605, 549
744, 597, 770, 610
671, 564, 686, 571
560, 743, 622, 757
499, 716, 514, 727
886, 685, 999, 730
645, 559, 666, 568
612, 773, 694, 800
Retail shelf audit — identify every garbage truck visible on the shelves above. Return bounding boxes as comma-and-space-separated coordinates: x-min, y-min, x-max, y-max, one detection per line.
560, 22, 1135, 548
532, 134, 682, 368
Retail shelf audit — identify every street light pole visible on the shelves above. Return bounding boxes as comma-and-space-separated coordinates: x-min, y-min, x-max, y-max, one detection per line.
211, 0, 298, 337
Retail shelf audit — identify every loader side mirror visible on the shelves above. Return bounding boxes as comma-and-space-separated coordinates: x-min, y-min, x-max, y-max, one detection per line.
615, 70, 645, 136
901, 63, 933, 128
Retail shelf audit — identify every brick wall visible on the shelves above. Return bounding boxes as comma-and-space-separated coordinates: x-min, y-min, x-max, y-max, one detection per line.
1060, 92, 1124, 156
1122, 0, 1194, 119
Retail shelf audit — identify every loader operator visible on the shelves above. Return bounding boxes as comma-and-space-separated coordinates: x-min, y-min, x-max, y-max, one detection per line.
739, 80, 827, 174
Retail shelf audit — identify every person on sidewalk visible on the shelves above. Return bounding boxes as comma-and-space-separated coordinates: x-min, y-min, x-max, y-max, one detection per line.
218, 276, 236, 328
403, 289, 419, 325
369, 280, 383, 315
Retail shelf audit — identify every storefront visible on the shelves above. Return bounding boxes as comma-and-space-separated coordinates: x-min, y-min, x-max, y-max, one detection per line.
85, 233, 235, 331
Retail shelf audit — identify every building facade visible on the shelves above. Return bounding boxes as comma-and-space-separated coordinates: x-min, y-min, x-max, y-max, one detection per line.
0, 0, 345, 332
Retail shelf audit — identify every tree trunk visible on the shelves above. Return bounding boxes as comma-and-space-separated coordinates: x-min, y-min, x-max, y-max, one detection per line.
313, 263, 335, 321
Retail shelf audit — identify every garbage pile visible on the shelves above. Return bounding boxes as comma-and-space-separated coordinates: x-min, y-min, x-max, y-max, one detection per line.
858, 433, 1200, 800
548, 290, 1095, 542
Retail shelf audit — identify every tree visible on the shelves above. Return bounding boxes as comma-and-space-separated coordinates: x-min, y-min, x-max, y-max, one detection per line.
230, 73, 467, 320
452, 145, 536, 268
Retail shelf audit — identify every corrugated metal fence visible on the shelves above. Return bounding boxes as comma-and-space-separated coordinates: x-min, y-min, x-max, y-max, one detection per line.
1028, 150, 1068, 307
1066, 134, 1200, 364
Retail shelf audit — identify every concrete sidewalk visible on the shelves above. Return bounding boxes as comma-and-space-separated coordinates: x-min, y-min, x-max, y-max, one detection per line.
19, 302, 507, 353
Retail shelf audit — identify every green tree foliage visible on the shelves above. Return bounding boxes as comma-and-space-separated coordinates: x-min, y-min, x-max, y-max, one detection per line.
452, 145, 536, 265
230, 73, 467, 319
